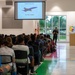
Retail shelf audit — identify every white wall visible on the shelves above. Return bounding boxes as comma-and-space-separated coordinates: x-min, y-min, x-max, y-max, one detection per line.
46, 0, 75, 11
0, 7, 36, 35
0, 0, 36, 35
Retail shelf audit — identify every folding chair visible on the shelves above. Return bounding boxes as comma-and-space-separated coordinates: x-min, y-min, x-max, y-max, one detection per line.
0, 55, 13, 75
14, 50, 29, 75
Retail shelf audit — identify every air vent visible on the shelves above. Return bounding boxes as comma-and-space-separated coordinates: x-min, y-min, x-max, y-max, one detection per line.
6, 0, 13, 5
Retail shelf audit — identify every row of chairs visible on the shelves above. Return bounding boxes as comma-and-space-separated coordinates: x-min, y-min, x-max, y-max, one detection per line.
0, 50, 28, 75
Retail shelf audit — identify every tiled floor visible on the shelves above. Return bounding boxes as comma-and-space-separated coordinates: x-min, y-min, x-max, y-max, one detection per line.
35, 43, 75, 75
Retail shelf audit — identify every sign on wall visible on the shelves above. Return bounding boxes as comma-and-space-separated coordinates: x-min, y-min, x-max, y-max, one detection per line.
69, 26, 75, 33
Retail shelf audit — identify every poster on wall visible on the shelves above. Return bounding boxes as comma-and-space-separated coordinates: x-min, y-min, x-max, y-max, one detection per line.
69, 26, 75, 33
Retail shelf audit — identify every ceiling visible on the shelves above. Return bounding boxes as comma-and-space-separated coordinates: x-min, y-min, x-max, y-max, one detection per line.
0, 0, 75, 11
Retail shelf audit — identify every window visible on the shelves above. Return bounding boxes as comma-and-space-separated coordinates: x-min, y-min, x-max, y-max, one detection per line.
39, 15, 66, 41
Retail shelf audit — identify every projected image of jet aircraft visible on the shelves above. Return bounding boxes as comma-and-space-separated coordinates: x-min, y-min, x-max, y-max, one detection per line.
23, 7, 37, 12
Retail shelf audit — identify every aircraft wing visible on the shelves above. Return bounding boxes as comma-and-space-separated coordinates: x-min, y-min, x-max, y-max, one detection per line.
23, 7, 37, 12
29, 7, 37, 9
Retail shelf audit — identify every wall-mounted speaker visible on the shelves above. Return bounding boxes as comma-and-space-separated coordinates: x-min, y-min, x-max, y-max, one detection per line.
6, 0, 13, 5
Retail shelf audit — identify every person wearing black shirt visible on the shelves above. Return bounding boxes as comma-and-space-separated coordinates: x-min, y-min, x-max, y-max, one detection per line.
53, 27, 58, 44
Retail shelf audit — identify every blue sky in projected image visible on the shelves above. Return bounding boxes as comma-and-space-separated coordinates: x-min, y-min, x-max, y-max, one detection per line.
17, 2, 42, 19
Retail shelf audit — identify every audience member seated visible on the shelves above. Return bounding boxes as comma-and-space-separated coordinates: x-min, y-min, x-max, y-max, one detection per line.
6, 36, 13, 48
0, 37, 16, 75
0, 33, 57, 75
27, 41, 34, 57
30, 34, 41, 65
12, 35, 36, 75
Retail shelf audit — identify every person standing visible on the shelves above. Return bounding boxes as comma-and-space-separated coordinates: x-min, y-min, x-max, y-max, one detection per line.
53, 27, 58, 44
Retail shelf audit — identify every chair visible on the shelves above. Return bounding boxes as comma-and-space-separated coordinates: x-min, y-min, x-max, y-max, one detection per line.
0, 55, 13, 75
14, 50, 29, 75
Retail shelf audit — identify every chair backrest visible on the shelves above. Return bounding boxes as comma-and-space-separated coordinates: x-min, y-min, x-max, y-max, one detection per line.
14, 50, 29, 75
0, 55, 12, 75
0, 55, 12, 64
14, 50, 27, 59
